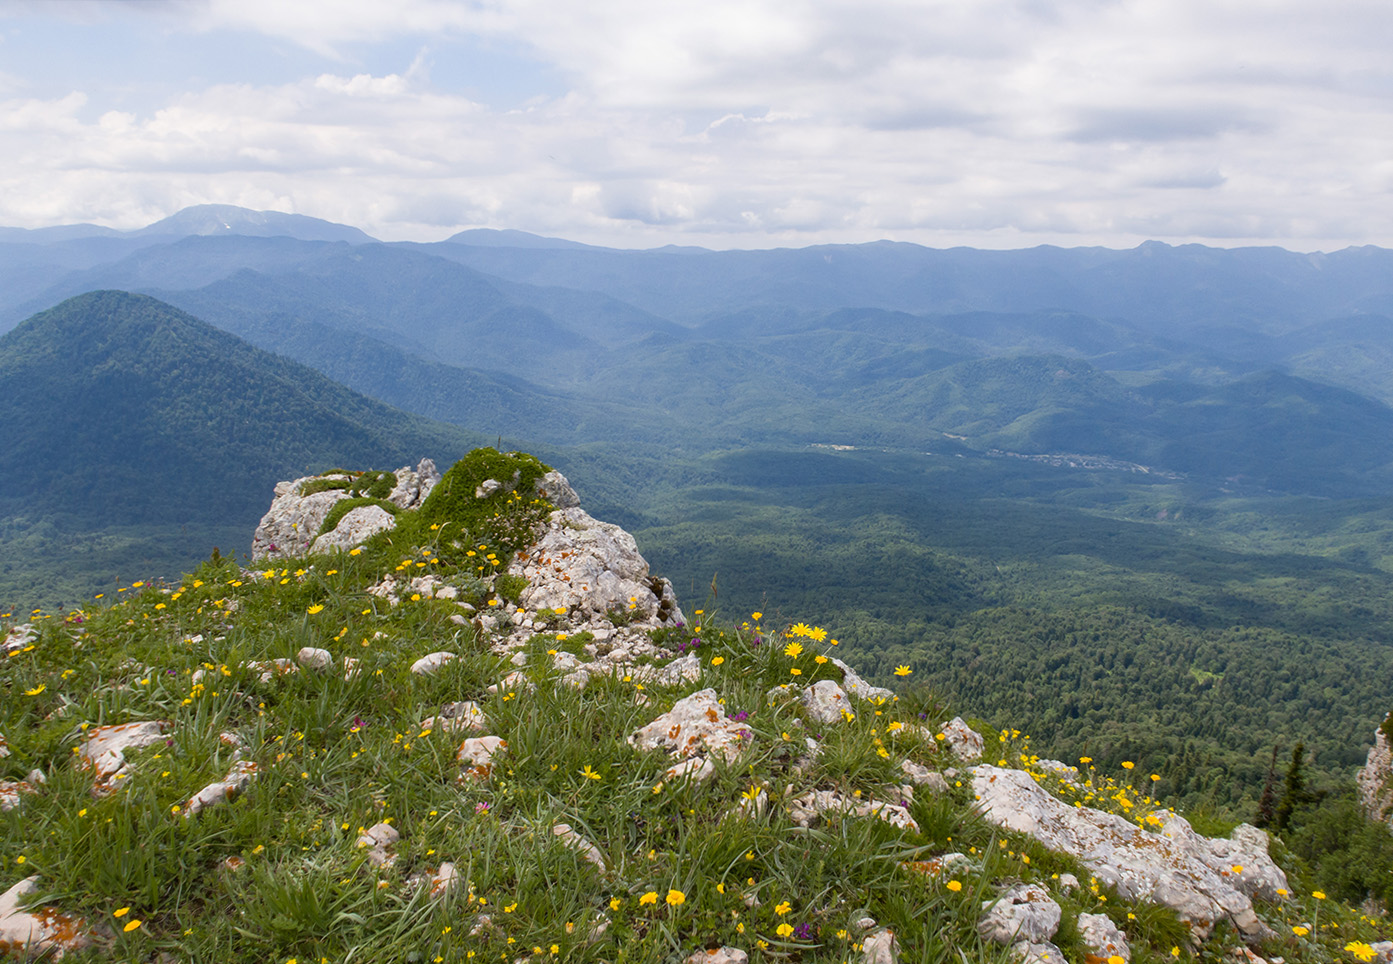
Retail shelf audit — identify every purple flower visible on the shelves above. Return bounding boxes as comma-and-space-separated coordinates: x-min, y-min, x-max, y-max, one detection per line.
475, 801, 491, 814
731, 711, 749, 722
794, 922, 815, 940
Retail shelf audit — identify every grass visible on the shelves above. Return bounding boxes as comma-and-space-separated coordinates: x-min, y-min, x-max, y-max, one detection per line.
1, 450, 1388, 963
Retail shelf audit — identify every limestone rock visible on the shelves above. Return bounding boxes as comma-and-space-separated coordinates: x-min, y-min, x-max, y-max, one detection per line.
552, 822, 606, 871
1014, 940, 1068, 963
0, 777, 38, 813
685, 948, 749, 964
0, 876, 95, 959
830, 657, 894, 702
185, 760, 258, 816
411, 651, 456, 675
429, 862, 460, 900
310, 504, 396, 553
2, 623, 37, 655
802, 680, 853, 724
296, 647, 333, 672
78, 720, 168, 794
942, 717, 984, 762
508, 504, 685, 628
457, 736, 507, 780
252, 481, 352, 560
977, 883, 1061, 945
245, 657, 298, 683
357, 822, 400, 868
1357, 713, 1393, 828
1077, 912, 1130, 962
787, 789, 920, 833
387, 459, 441, 509
536, 470, 581, 509
655, 654, 702, 687
630, 689, 748, 762
972, 765, 1284, 942
900, 760, 950, 793
664, 757, 716, 783
861, 927, 900, 964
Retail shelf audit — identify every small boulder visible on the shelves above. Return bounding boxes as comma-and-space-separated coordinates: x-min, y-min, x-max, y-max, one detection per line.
411, 652, 457, 675
684, 948, 749, 964
0, 876, 95, 959
977, 883, 1061, 945
802, 680, 853, 724
942, 717, 984, 762
1077, 912, 1130, 962
630, 689, 749, 762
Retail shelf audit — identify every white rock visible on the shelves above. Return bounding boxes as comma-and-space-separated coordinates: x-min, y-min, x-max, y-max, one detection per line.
185, 760, 258, 816
977, 883, 1061, 945
388, 459, 441, 508
1358, 718, 1393, 828
78, 720, 168, 793
1078, 912, 1130, 962
553, 822, 607, 871
457, 736, 508, 779
630, 688, 749, 762
296, 647, 333, 671
0, 876, 94, 959
252, 482, 353, 559
803, 680, 854, 724
972, 765, 1284, 942
411, 651, 457, 675
357, 821, 400, 868
942, 717, 984, 762
861, 927, 900, 964
1014, 940, 1068, 963
437, 701, 487, 730
787, 789, 920, 833
1057, 873, 1079, 893
487, 671, 536, 695
429, 862, 460, 899
0, 778, 38, 813
900, 760, 950, 793
536, 470, 581, 508
665, 757, 716, 783
684, 948, 749, 964
311, 504, 396, 553
2, 623, 36, 655
246, 657, 298, 683
508, 499, 685, 628
655, 654, 702, 686
830, 657, 894, 702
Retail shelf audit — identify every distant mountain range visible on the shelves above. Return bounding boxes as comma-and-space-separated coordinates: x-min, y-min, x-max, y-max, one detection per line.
4, 205, 1393, 498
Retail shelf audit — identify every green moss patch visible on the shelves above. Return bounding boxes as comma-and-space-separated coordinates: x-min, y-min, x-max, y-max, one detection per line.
410, 448, 555, 567
318, 497, 398, 536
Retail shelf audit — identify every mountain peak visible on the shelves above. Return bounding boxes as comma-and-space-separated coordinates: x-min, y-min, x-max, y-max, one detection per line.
135, 204, 376, 244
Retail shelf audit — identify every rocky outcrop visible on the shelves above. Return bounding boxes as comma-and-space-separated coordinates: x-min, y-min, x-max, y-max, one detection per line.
1357, 712, 1393, 828
508, 505, 683, 627
972, 765, 1286, 944
251, 459, 439, 559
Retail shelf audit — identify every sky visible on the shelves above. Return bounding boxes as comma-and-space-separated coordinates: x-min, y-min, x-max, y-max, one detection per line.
0, 0, 1390, 250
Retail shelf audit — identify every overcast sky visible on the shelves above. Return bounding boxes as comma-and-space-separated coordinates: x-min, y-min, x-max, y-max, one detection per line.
1, 0, 1390, 250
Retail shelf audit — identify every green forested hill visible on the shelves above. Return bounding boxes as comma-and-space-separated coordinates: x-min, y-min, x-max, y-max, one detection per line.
0, 291, 483, 604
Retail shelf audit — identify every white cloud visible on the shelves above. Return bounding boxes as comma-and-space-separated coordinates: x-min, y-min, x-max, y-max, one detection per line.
0, 0, 1389, 248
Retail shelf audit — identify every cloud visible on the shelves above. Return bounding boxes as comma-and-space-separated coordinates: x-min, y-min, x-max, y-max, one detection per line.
0, 0, 1390, 249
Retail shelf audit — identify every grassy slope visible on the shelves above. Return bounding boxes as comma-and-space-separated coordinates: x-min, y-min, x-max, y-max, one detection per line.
1, 451, 1385, 963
